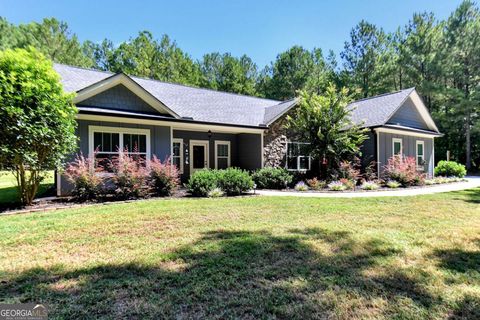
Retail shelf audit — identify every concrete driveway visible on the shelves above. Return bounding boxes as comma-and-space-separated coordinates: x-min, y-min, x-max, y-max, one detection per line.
254, 176, 480, 198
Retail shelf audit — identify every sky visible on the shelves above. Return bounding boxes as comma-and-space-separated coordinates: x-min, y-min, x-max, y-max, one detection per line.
1, 0, 464, 68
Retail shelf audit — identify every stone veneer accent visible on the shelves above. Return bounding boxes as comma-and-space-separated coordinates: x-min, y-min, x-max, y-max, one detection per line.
263, 112, 298, 168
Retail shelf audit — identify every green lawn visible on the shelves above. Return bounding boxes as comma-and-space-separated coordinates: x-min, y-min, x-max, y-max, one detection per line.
0, 171, 54, 207
0, 191, 479, 319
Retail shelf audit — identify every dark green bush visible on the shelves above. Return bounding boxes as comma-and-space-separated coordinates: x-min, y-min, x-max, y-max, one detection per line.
252, 167, 293, 189
186, 169, 219, 197
217, 167, 254, 196
434, 160, 467, 178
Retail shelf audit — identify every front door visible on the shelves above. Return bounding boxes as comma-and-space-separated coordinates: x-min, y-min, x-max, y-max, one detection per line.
190, 140, 209, 173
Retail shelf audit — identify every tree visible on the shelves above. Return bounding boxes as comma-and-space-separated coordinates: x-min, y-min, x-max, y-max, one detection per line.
441, 0, 480, 170
17, 18, 94, 67
341, 20, 388, 98
262, 46, 315, 100
286, 85, 368, 178
199, 52, 258, 95
0, 48, 77, 205
91, 31, 202, 86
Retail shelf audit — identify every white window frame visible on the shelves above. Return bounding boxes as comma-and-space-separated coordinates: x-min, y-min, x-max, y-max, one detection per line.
172, 138, 184, 174
416, 140, 425, 170
392, 138, 403, 156
286, 142, 312, 171
88, 125, 151, 161
214, 140, 231, 169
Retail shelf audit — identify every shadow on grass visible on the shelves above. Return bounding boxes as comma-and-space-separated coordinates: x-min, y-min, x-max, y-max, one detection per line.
452, 187, 480, 204
434, 248, 480, 274
0, 228, 457, 318
0, 183, 54, 210
448, 294, 480, 319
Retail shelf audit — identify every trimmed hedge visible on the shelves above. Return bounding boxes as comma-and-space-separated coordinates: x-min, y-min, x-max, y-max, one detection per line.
217, 167, 254, 196
186, 169, 219, 197
252, 167, 293, 189
434, 160, 467, 178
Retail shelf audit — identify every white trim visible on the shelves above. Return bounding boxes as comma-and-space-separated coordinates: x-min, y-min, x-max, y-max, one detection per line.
392, 138, 403, 156
432, 140, 435, 177
376, 131, 380, 176
214, 140, 231, 169
374, 127, 439, 139
416, 140, 425, 170
56, 170, 62, 196
74, 74, 180, 118
88, 125, 151, 160
172, 138, 184, 174
189, 140, 209, 173
261, 130, 264, 168
77, 114, 265, 135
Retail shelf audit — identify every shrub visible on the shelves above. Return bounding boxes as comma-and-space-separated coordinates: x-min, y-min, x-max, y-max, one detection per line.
383, 155, 425, 187
64, 153, 103, 201
434, 160, 467, 178
385, 180, 401, 188
360, 181, 380, 190
149, 156, 180, 196
328, 181, 347, 191
217, 167, 254, 196
306, 178, 326, 190
337, 160, 361, 182
339, 178, 355, 190
425, 179, 436, 185
208, 187, 224, 198
186, 169, 219, 197
252, 167, 293, 189
363, 161, 377, 181
294, 181, 309, 191
109, 150, 149, 199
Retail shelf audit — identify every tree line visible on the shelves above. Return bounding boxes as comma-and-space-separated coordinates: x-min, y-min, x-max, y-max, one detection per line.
1, 0, 479, 169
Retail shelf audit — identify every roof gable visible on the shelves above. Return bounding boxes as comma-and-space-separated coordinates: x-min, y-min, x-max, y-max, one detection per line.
387, 96, 429, 130
73, 73, 180, 118
348, 88, 439, 132
79, 84, 166, 115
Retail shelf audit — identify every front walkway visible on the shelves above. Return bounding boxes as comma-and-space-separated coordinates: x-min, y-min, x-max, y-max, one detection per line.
254, 177, 480, 198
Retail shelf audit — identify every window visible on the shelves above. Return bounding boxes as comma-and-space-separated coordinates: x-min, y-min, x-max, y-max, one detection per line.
286, 142, 311, 171
215, 141, 231, 169
89, 126, 150, 169
392, 138, 403, 156
416, 140, 425, 169
172, 138, 183, 173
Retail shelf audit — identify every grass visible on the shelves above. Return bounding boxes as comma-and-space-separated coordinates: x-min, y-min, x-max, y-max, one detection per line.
0, 191, 479, 319
0, 171, 54, 207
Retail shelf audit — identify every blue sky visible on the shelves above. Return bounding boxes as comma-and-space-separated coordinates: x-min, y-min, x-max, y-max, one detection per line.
1, 0, 463, 67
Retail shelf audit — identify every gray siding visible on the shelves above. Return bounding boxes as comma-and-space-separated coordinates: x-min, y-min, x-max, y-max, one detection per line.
173, 130, 239, 178
60, 119, 171, 195
387, 97, 429, 130
79, 84, 164, 114
378, 132, 434, 177
359, 130, 376, 169
238, 133, 262, 170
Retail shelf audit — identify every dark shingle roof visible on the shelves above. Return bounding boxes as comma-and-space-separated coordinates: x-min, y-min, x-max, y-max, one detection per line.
348, 88, 415, 128
54, 64, 282, 127
54, 64, 421, 129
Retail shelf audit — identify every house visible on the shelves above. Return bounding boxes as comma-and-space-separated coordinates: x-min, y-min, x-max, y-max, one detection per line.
54, 64, 442, 195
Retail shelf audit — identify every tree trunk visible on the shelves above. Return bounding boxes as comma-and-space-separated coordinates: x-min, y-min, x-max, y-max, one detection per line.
466, 112, 472, 170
